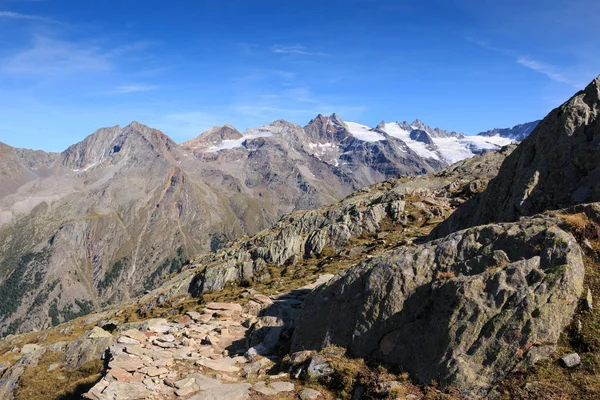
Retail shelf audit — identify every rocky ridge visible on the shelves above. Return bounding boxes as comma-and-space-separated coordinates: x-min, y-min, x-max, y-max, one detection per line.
476, 121, 540, 141
291, 211, 586, 395
432, 76, 600, 239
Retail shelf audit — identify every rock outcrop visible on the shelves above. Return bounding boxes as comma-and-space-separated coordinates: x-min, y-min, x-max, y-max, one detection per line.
432, 76, 600, 239
183, 146, 514, 297
291, 214, 585, 395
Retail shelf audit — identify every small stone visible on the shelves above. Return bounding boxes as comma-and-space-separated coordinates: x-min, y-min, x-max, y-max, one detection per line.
125, 345, 144, 356
299, 388, 322, 400
176, 385, 199, 397
186, 311, 202, 321
121, 329, 147, 342
585, 288, 593, 311
157, 334, 176, 343
146, 366, 169, 377
111, 355, 144, 372
197, 358, 241, 373
118, 336, 141, 345
290, 350, 314, 365
87, 327, 112, 339
253, 382, 278, 396
270, 381, 295, 392
109, 366, 140, 383
307, 354, 334, 380
21, 344, 41, 355
176, 315, 192, 324
188, 383, 250, 400
47, 363, 61, 372
560, 353, 581, 368
377, 380, 401, 395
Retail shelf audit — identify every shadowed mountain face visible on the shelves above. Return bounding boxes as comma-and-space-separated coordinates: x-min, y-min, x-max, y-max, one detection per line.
476, 120, 540, 141
0, 115, 533, 335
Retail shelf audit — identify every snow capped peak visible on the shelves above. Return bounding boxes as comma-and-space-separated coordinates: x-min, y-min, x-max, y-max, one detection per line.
344, 122, 386, 142
180, 114, 536, 166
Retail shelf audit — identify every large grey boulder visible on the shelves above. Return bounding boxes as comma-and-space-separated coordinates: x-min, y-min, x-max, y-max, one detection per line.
291, 216, 585, 395
432, 75, 600, 238
63, 327, 114, 369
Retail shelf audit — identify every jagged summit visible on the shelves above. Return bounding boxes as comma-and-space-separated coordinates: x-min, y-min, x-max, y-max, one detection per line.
477, 120, 540, 141
303, 113, 350, 143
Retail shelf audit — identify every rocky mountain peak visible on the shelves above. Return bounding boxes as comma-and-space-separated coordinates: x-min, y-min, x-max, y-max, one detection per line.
182, 125, 243, 149
431, 74, 600, 238
303, 113, 350, 143
59, 122, 179, 171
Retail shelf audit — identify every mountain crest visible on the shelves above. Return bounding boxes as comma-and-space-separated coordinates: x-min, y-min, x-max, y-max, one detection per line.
303, 113, 350, 143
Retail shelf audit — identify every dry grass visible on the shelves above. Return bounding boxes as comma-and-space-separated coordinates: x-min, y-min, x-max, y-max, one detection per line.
435, 271, 456, 280
15, 351, 103, 400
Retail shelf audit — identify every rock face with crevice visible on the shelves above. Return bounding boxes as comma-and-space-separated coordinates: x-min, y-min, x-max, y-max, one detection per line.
432, 75, 600, 239
291, 214, 585, 395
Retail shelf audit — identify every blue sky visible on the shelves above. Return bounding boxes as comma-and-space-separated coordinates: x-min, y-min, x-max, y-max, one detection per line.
0, 0, 599, 151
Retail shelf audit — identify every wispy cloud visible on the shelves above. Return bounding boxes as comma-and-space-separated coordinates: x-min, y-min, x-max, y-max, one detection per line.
106, 84, 158, 94
1, 36, 153, 77
0, 10, 54, 22
272, 45, 327, 56
516, 56, 577, 87
2, 36, 111, 75
466, 36, 580, 88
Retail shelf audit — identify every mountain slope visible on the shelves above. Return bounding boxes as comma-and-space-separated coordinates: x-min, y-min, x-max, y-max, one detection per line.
0, 142, 58, 201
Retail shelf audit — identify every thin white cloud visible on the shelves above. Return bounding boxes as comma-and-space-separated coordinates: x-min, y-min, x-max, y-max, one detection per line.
272, 45, 327, 56
0, 11, 46, 21
466, 36, 580, 88
2, 36, 111, 75
107, 84, 158, 94
516, 56, 576, 86
2, 36, 153, 77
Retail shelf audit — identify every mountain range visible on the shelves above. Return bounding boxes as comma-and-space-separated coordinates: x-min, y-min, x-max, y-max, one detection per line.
0, 114, 537, 335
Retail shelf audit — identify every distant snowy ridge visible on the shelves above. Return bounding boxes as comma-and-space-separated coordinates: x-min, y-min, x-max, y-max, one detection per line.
182, 114, 537, 168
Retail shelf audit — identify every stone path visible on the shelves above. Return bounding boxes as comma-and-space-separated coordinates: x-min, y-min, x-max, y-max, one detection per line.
83, 275, 333, 400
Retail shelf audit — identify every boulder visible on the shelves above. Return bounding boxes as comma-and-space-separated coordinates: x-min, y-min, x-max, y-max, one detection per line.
63, 327, 114, 369
306, 355, 334, 380
292, 217, 585, 395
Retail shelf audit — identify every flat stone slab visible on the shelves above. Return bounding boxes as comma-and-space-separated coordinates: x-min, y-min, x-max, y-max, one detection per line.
111, 355, 144, 372
189, 383, 251, 400
197, 358, 241, 373
270, 381, 295, 392
299, 388, 322, 399
121, 329, 147, 342
253, 382, 278, 396
101, 382, 152, 400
